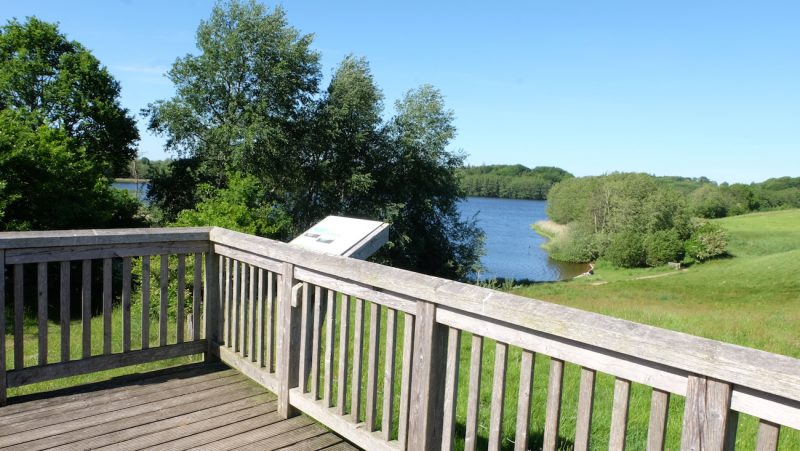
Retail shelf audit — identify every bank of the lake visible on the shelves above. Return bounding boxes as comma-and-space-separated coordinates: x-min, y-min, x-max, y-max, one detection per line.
458, 197, 587, 282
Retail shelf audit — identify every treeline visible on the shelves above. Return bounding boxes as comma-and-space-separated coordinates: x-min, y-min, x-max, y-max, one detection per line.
458, 164, 573, 199
544, 173, 800, 268
545, 173, 729, 268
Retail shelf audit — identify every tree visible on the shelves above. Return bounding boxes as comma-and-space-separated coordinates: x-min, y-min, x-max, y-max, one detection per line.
0, 17, 138, 176
0, 109, 142, 230
0, 18, 142, 231
148, 2, 484, 280
378, 86, 484, 278
144, 1, 321, 193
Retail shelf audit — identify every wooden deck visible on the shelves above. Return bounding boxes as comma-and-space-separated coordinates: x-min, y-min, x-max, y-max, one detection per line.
0, 363, 357, 451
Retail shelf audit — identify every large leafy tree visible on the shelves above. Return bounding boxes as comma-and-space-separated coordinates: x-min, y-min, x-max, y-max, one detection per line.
145, 1, 320, 195
0, 18, 142, 230
148, 1, 483, 279
0, 17, 138, 175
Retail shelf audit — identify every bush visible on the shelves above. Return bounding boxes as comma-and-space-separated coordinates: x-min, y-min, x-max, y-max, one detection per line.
684, 220, 729, 262
644, 229, 684, 266
548, 223, 599, 263
604, 231, 646, 268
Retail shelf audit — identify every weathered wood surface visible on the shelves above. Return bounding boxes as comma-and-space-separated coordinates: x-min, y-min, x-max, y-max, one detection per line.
0, 227, 211, 249
0, 364, 355, 451
211, 227, 800, 403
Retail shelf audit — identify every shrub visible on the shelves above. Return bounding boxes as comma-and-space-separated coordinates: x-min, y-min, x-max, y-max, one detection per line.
684, 220, 729, 262
604, 231, 646, 268
548, 223, 599, 263
644, 229, 684, 266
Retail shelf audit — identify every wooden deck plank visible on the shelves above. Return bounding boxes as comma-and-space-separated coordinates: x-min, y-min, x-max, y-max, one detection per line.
0, 363, 354, 451
0, 363, 228, 417
0, 374, 246, 442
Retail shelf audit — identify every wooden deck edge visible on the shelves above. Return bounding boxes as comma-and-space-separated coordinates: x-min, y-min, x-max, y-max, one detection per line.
210, 342, 279, 394
289, 388, 398, 451
7, 340, 207, 387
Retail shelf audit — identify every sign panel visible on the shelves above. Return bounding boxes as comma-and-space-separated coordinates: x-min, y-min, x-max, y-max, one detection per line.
289, 216, 389, 259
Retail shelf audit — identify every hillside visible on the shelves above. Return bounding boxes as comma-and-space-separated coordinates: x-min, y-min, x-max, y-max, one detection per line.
516, 209, 800, 358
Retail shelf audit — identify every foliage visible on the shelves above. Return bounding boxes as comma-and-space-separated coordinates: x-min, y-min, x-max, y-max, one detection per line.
545, 173, 700, 268
643, 229, 684, 266
0, 110, 143, 230
173, 173, 292, 238
458, 164, 573, 199
604, 231, 646, 267
145, 1, 483, 279
119, 157, 172, 180
684, 219, 729, 262
0, 18, 142, 231
0, 17, 138, 176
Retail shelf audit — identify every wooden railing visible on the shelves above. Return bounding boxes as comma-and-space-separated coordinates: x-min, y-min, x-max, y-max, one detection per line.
2, 227, 799, 451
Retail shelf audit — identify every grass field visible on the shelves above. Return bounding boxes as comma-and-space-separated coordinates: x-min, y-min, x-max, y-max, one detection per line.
4, 209, 799, 449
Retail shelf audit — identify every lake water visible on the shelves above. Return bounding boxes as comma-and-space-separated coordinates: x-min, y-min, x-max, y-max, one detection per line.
458, 197, 587, 282
114, 181, 148, 201
113, 182, 579, 281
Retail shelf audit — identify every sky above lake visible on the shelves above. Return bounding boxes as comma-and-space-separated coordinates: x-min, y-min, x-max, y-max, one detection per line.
3, 1, 799, 184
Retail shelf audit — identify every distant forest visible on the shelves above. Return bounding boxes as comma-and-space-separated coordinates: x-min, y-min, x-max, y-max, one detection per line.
457, 164, 573, 199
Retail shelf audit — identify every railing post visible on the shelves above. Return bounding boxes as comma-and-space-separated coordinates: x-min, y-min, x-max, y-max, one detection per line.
408, 300, 449, 450
204, 247, 220, 361
681, 375, 733, 451
0, 250, 6, 406
278, 262, 301, 418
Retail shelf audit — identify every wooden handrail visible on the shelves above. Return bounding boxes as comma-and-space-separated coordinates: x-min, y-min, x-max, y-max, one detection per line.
2, 227, 798, 451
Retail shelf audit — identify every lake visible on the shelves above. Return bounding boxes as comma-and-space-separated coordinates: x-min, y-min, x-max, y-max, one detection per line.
114, 181, 148, 201
113, 182, 579, 281
458, 197, 587, 282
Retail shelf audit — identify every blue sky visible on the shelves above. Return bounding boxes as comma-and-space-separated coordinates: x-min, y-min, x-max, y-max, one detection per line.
3, 1, 799, 183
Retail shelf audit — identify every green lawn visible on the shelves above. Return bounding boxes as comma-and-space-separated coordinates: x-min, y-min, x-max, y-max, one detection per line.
506, 209, 800, 449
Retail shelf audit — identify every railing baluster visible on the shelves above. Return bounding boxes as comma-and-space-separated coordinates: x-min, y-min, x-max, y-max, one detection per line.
397, 312, 414, 450
299, 282, 311, 393
248, 264, 256, 360
60, 261, 70, 362
543, 357, 564, 451
0, 250, 6, 405
515, 350, 536, 451
239, 262, 247, 355
465, 334, 484, 451
647, 388, 670, 451
192, 252, 202, 341
324, 289, 336, 407
177, 254, 185, 343
14, 263, 23, 370
277, 262, 301, 418
381, 308, 398, 441
232, 260, 239, 351
756, 419, 780, 451
223, 257, 230, 345
337, 294, 351, 415
266, 270, 275, 371
122, 257, 132, 352
103, 258, 112, 355
489, 342, 508, 451
311, 286, 323, 399
366, 302, 381, 431
681, 375, 732, 451
351, 297, 365, 422
610, 378, 631, 450
141, 256, 150, 350
81, 259, 91, 358
204, 249, 219, 355
256, 267, 264, 366
159, 255, 168, 347
575, 367, 596, 451
37, 262, 48, 366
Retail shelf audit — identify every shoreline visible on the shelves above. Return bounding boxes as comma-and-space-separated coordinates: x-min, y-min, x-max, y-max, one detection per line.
114, 178, 151, 183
